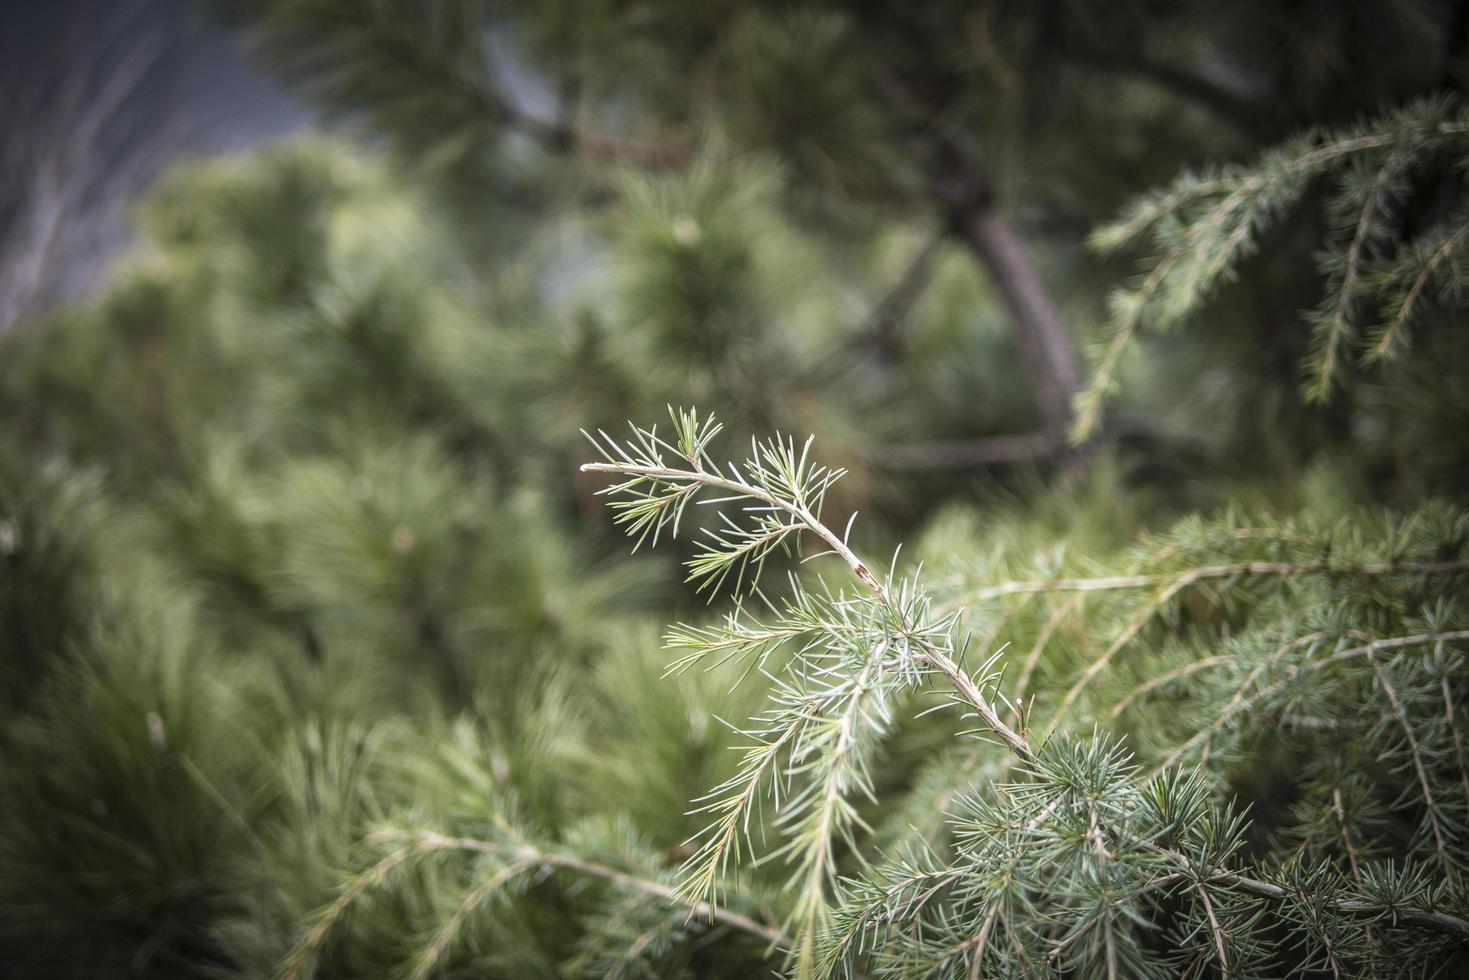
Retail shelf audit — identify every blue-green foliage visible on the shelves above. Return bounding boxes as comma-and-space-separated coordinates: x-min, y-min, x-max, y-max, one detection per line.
5, 0, 1469, 974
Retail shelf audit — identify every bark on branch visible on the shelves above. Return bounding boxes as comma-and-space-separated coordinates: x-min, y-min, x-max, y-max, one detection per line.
922, 130, 1082, 434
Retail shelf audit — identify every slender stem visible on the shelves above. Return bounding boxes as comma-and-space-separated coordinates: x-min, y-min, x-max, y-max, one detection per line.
1143, 840, 1469, 942
1368, 653, 1452, 865
1106, 656, 1234, 722
1311, 150, 1406, 398
1044, 575, 1199, 736
1331, 787, 1362, 882
286, 828, 791, 980
1012, 594, 1079, 725
1195, 883, 1230, 976
1375, 220, 1469, 359
847, 229, 945, 364
414, 832, 793, 949
409, 859, 540, 980
582, 456, 1469, 945
1437, 638, 1469, 803
942, 559, 1469, 606
582, 460, 1035, 763
966, 904, 1000, 980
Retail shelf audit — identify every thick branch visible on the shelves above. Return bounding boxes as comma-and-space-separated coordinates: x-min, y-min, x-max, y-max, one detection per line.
954, 209, 1082, 433
919, 126, 1081, 434
872, 67, 1082, 435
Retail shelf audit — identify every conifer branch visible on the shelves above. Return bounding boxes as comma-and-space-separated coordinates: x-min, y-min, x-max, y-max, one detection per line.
1044, 574, 1203, 734
1370, 217, 1469, 361
1367, 655, 1452, 867
1082, 97, 1469, 433
1306, 148, 1412, 400
1153, 629, 1469, 776
583, 410, 1036, 971
1010, 593, 1080, 725
281, 827, 792, 980
586, 414, 1469, 971
581, 409, 1034, 764
1106, 656, 1234, 722
406, 858, 541, 980
942, 558, 1469, 604
1030, 551, 1469, 727
1438, 638, 1469, 805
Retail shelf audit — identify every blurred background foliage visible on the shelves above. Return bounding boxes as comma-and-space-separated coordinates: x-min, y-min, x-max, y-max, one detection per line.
2, 0, 1469, 976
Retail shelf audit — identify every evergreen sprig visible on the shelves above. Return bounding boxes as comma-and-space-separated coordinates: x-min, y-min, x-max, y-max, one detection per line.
1078, 96, 1469, 438
585, 411, 1469, 979
583, 409, 1029, 974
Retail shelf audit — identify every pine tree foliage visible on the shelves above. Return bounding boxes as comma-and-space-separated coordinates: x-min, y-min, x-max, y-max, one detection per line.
0, 142, 710, 975
4, 135, 1469, 970
215, 0, 1469, 497
1078, 96, 1469, 439
581, 410, 1469, 979
0, 459, 104, 697
5, 2, 1469, 978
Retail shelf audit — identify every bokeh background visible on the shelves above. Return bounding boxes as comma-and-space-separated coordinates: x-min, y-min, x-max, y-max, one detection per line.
3, 2, 1469, 976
